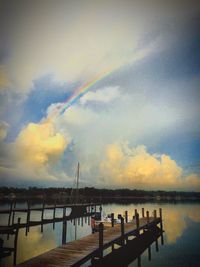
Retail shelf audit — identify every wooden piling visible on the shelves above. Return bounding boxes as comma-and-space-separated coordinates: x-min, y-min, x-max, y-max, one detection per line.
7, 202, 13, 240
62, 208, 67, 244
136, 213, 139, 229
14, 217, 21, 266
41, 202, 45, 233
142, 208, 145, 218
137, 255, 141, 267
111, 213, 114, 227
53, 202, 56, 229
26, 201, 30, 236
153, 210, 157, 219
8, 201, 13, 226
159, 208, 163, 231
134, 209, 137, 218
62, 220, 67, 244
148, 245, 151, 261
0, 238, 3, 259
155, 239, 159, 252
146, 211, 149, 227
11, 201, 16, 225
120, 216, 125, 245
99, 222, 104, 259
125, 211, 128, 223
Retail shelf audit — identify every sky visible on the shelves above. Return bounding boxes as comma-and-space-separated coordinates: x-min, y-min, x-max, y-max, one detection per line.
0, 0, 200, 190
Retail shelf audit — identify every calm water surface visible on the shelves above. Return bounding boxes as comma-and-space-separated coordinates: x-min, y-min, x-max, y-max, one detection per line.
0, 202, 200, 267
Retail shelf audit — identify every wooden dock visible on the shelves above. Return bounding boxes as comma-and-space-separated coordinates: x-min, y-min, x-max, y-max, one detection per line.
17, 208, 163, 267
0, 203, 101, 232
0, 202, 101, 265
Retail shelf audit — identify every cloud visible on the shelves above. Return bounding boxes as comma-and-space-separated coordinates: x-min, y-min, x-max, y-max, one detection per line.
0, 121, 9, 140
0, 120, 71, 183
14, 121, 68, 167
80, 86, 121, 105
1, 0, 171, 94
0, 65, 9, 90
100, 142, 200, 190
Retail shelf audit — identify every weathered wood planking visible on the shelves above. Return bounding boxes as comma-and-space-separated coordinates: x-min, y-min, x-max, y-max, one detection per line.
17, 217, 160, 267
0, 203, 100, 214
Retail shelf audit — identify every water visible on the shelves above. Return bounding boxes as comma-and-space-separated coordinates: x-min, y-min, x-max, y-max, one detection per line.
0, 202, 200, 266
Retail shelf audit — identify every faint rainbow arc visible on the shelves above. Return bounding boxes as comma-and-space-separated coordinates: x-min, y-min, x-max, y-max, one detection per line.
49, 68, 113, 119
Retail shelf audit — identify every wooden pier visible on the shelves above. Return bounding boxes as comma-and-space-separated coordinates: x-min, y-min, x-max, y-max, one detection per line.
16, 208, 163, 267
0, 202, 101, 265
0, 202, 101, 230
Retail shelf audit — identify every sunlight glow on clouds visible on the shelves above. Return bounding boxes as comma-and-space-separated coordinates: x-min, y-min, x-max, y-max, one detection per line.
14, 121, 68, 167
0, 121, 70, 182
0, 0, 200, 189
100, 143, 200, 190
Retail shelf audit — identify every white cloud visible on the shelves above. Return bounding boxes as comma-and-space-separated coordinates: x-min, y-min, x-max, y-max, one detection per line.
1, 0, 170, 94
80, 86, 121, 105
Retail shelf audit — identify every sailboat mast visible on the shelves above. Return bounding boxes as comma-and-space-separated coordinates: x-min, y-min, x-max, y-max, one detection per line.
76, 162, 80, 204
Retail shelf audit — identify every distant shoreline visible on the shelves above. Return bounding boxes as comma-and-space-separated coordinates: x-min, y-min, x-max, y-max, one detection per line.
0, 186, 200, 202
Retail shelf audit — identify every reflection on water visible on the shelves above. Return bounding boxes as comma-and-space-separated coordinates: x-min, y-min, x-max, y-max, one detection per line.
0, 202, 200, 267
102, 203, 200, 267
102, 203, 200, 245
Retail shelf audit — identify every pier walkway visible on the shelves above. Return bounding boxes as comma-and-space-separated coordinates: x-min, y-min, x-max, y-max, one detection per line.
17, 209, 163, 267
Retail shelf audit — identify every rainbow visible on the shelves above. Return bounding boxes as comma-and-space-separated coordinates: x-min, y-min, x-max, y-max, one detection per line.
51, 68, 113, 118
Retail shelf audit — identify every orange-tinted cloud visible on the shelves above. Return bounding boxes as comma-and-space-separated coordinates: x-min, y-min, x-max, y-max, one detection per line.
14, 121, 68, 167
100, 143, 200, 191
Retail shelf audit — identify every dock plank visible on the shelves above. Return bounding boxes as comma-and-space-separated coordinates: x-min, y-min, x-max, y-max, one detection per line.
17, 217, 160, 267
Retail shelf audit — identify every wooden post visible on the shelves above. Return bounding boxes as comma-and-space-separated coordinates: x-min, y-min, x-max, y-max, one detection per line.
148, 245, 151, 261
53, 202, 56, 229
137, 255, 141, 267
88, 217, 90, 225
7, 201, 13, 240
135, 213, 140, 232
11, 201, 16, 225
8, 201, 13, 226
41, 201, 45, 233
99, 205, 102, 219
0, 238, 4, 259
121, 217, 125, 245
99, 223, 104, 259
134, 209, 137, 218
155, 239, 159, 252
62, 208, 67, 244
161, 232, 164, 245
142, 208, 145, 218
26, 201, 30, 236
14, 217, 21, 266
111, 213, 114, 227
125, 211, 128, 223
62, 220, 67, 244
81, 217, 83, 227
153, 210, 157, 219
146, 211, 149, 227
159, 208, 163, 231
